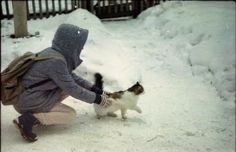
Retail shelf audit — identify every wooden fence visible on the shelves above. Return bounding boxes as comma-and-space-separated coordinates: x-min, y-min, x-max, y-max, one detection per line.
94, 0, 164, 18
1, 0, 164, 20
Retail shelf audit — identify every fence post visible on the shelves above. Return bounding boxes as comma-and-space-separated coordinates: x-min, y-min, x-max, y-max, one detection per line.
45, 0, 49, 18
86, 0, 93, 12
12, 1, 28, 38
133, 0, 141, 18
65, 0, 68, 12
0, 2, 3, 20
71, 0, 75, 10
58, 0, 62, 14
52, 0, 56, 16
39, 0, 43, 19
32, 0, 37, 19
25, 0, 30, 20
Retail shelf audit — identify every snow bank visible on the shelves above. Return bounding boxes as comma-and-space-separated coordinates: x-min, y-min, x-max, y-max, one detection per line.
1, 1, 235, 152
137, 1, 236, 101
1, 8, 140, 91
65, 10, 142, 90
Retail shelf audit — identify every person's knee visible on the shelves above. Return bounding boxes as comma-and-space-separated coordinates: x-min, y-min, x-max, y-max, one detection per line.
67, 108, 76, 123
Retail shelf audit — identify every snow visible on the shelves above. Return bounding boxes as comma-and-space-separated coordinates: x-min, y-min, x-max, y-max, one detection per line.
136, 1, 235, 101
1, 1, 235, 152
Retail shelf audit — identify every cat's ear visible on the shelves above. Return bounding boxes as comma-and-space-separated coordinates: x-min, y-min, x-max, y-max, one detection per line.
136, 81, 140, 85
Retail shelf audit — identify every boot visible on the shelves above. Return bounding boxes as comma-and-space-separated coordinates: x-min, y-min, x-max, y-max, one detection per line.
13, 112, 39, 142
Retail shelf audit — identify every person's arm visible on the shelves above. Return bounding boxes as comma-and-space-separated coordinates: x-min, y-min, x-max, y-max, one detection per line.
71, 72, 103, 95
47, 59, 101, 104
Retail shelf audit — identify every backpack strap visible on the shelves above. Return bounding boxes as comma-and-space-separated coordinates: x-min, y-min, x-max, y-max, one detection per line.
34, 52, 66, 63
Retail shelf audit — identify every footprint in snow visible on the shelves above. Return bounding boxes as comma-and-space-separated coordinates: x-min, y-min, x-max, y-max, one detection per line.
184, 131, 195, 136
189, 33, 205, 46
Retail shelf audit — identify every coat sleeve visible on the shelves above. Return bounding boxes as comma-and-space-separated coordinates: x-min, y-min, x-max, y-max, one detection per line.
47, 60, 100, 104
71, 72, 103, 95
71, 72, 93, 90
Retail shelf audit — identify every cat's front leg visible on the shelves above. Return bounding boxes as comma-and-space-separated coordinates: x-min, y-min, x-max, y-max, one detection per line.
134, 106, 142, 113
96, 111, 106, 119
121, 108, 128, 120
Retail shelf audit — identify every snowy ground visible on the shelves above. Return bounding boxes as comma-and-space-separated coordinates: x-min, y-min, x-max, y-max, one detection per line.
1, 1, 235, 152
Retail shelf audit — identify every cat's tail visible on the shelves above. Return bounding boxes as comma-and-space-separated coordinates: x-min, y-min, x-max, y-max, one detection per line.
94, 73, 103, 90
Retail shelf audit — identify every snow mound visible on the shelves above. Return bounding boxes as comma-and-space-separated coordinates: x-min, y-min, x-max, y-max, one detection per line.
137, 1, 183, 30
65, 9, 110, 40
1, 8, 136, 91
137, 1, 236, 101
1, 2, 235, 151
65, 9, 104, 31
76, 39, 142, 91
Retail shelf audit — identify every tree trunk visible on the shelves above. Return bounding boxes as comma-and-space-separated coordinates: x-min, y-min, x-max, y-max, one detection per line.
12, 1, 28, 38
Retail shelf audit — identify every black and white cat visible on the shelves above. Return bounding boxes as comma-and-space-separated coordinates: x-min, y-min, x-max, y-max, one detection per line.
93, 73, 144, 119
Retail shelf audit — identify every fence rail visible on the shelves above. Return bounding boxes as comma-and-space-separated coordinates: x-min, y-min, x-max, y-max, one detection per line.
1, 0, 164, 20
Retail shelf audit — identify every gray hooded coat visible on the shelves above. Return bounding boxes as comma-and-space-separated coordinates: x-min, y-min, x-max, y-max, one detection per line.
15, 24, 100, 113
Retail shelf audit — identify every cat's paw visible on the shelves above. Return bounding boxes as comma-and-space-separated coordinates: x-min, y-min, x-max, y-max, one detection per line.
96, 115, 102, 119
122, 115, 128, 120
135, 107, 142, 113
107, 112, 117, 117
137, 109, 142, 113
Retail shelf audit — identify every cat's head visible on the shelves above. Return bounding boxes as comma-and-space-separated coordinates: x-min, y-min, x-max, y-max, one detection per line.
127, 82, 144, 95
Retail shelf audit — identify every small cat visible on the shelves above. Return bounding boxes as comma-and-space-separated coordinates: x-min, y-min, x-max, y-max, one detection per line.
93, 73, 144, 120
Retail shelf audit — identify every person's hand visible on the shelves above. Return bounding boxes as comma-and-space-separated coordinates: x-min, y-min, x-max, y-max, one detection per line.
91, 86, 103, 94
102, 91, 112, 96
99, 95, 112, 108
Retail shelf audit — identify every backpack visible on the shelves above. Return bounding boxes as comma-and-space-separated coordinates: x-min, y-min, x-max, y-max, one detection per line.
1, 51, 65, 105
